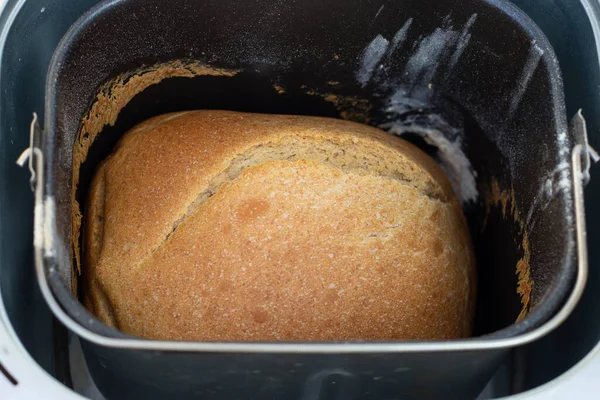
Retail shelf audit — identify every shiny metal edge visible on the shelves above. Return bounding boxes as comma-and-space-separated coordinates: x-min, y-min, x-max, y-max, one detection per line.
29, 130, 589, 353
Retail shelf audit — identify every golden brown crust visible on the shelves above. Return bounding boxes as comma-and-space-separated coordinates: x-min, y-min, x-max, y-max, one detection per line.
83, 110, 475, 340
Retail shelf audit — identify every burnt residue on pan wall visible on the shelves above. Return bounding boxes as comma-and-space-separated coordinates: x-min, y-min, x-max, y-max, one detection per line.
303, 86, 373, 123
483, 180, 533, 322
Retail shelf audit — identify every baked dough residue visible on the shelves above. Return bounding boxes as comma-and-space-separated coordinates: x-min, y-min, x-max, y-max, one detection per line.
272, 84, 286, 94
304, 89, 372, 123
484, 179, 533, 322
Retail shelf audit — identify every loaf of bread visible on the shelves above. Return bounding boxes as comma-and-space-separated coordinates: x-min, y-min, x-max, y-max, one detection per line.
82, 110, 475, 341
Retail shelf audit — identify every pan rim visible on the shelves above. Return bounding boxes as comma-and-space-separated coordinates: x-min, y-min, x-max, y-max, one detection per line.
38, 0, 582, 351
33, 141, 587, 353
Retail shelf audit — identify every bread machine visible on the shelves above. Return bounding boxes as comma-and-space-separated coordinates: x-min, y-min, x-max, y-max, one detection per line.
1, 0, 600, 399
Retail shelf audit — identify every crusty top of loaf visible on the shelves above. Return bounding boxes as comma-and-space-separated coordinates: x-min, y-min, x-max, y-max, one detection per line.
82, 110, 475, 340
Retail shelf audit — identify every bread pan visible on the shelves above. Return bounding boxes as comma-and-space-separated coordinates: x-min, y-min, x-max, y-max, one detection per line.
22, 0, 592, 398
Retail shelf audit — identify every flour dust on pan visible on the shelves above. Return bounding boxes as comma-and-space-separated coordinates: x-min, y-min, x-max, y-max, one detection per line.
354, 14, 571, 325
505, 41, 544, 121
356, 14, 479, 204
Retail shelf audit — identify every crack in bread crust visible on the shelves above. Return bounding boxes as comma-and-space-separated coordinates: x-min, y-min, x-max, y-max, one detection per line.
135, 137, 447, 268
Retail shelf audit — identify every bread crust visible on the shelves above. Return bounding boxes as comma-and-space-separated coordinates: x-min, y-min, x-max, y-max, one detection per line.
83, 110, 475, 340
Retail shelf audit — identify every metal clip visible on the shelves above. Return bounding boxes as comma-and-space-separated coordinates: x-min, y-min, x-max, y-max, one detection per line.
16, 113, 45, 253
16, 113, 43, 192
570, 109, 599, 185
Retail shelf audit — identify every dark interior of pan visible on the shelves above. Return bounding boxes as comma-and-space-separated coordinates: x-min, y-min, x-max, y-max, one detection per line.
43, 0, 576, 341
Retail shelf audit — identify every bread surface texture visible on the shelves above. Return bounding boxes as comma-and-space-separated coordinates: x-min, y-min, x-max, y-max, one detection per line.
82, 110, 475, 341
